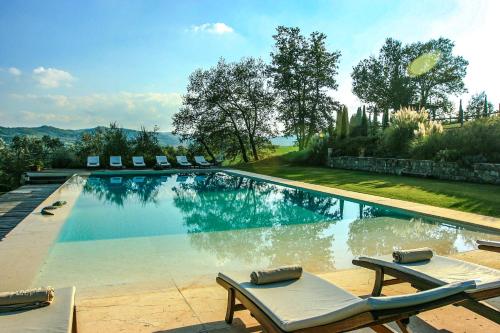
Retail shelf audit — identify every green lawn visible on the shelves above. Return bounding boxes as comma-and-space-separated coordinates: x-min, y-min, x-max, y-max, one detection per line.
234, 149, 500, 218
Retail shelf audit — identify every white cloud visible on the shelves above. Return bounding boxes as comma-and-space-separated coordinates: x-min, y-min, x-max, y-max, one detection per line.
8, 67, 21, 76
3, 92, 182, 130
190, 22, 234, 34
32, 66, 75, 88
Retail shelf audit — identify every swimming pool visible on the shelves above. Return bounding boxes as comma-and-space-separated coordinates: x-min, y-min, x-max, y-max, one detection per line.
34, 172, 500, 292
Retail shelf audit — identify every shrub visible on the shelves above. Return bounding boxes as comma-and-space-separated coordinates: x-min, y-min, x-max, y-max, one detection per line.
381, 107, 430, 157
410, 116, 500, 164
331, 136, 379, 157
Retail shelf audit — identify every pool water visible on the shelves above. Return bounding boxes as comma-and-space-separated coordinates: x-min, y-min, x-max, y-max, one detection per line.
34, 172, 500, 291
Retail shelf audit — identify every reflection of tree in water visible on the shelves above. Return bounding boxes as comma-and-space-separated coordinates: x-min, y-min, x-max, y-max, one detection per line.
82, 176, 166, 207
347, 215, 491, 256
172, 174, 342, 271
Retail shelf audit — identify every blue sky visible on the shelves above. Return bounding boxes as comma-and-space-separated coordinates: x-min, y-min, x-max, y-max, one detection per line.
0, 0, 498, 130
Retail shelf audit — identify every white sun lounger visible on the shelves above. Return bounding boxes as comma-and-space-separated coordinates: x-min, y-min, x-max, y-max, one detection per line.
0, 287, 76, 333
353, 253, 500, 323
176, 156, 192, 167
132, 156, 146, 168
194, 156, 212, 167
217, 271, 476, 332
155, 156, 171, 168
87, 156, 100, 168
109, 156, 123, 168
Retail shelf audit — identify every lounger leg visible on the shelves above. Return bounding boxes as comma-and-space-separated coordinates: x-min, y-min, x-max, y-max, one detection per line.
372, 268, 384, 296
396, 318, 412, 333
225, 288, 236, 324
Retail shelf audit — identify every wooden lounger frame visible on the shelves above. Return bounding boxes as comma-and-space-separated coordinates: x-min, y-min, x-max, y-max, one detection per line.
216, 277, 470, 333
351, 258, 500, 324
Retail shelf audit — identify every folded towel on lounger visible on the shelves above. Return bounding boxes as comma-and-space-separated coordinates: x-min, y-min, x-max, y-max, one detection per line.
393, 248, 433, 264
250, 266, 302, 285
0, 287, 55, 312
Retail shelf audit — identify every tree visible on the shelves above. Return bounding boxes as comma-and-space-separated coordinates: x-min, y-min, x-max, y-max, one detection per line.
408, 38, 468, 109
173, 58, 276, 162
382, 109, 390, 129
483, 95, 489, 118
458, 99, 464, 126
339, 106, 349, 139
360, 107, 368, 136
270, 26, 341, 150
466, 91, 493, 120
132, 126, 163, 165
349, 107, 363, 137
352, 38, 414, 111
352, 37, 468, 115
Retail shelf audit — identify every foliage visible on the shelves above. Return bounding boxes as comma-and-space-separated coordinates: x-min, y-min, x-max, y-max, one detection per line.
360, 107, 368, 136
410, 116, 500, 164
465, 91, 494, 120
173, 57, 275, 162
269, 26, 341, 150
352, 38, 415, 111
382, 109, 389, 129
380, 107, 429, 157
0, 136, 65, 190
458, 99, 464, 126
349, 107, 363, 136
131, 126, 163, 165
339, 106, 349, 139
330, 136, 379, 157
352, 37, 468, 114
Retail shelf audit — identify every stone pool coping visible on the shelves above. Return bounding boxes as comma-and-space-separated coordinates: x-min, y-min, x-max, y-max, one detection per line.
0, 168, 498, 293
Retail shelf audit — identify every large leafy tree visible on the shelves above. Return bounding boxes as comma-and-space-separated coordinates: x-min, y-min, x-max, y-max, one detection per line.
352, 38, 414, 111
173, 58, 276, 162
408, 38, 468, 110
352, 37, 468, 116
270, 26, 341, 150
465, 91, 494, 120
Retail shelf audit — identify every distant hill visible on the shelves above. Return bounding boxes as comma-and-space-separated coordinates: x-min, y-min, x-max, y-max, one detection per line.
0, 125, 181, 146
0, 125, 296, 148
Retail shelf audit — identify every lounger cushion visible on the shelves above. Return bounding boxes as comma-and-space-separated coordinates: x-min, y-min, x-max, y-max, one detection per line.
219, 272, 475, 332
358, 255, 500, 290
219, 272, 362, 331
0, 287, 75, 333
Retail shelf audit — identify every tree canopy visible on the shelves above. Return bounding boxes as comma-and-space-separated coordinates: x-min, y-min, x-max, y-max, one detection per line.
352, 37, 468, 118
270, 26, 341, 150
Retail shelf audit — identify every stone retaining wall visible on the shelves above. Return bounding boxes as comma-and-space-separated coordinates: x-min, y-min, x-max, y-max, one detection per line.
326, 153, 500, 185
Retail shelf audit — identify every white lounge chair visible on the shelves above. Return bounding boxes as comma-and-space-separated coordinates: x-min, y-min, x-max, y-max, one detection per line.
132, 156, 146, 168
217, 271, 476, 333
194, 155, 212, 168
87, 156, 100, 168
109, 156, 123, 169
176, 156, 192, 168
155, 155, 171, 168
0, 287, 76, 333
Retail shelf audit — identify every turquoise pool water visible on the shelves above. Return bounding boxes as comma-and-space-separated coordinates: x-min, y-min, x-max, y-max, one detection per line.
34, 172, 500, 292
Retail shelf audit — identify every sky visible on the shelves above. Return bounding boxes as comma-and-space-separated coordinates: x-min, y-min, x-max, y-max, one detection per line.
0, 0, 498, 131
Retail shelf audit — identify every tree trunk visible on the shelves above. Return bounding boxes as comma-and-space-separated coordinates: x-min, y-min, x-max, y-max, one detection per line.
199, 138, 216, 161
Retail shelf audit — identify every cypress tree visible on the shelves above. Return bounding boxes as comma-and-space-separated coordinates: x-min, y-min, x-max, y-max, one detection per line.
360, 106, 368, 136
458, 99, 464, 126
340, 106, 349, 139
382, 109, 389, 129
336, 108, 343, 138
483, 95, 489, 117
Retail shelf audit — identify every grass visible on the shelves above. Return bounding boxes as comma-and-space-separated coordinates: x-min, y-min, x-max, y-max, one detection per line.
234, 148, 500, 218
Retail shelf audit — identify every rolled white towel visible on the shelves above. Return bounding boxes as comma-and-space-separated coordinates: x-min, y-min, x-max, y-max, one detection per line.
250, 266, 302, 285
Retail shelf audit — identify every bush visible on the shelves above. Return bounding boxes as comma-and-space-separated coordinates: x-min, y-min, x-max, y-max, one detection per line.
410, 116, 500, 164
381, 107, 429, 157
331, 136, 379, 157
